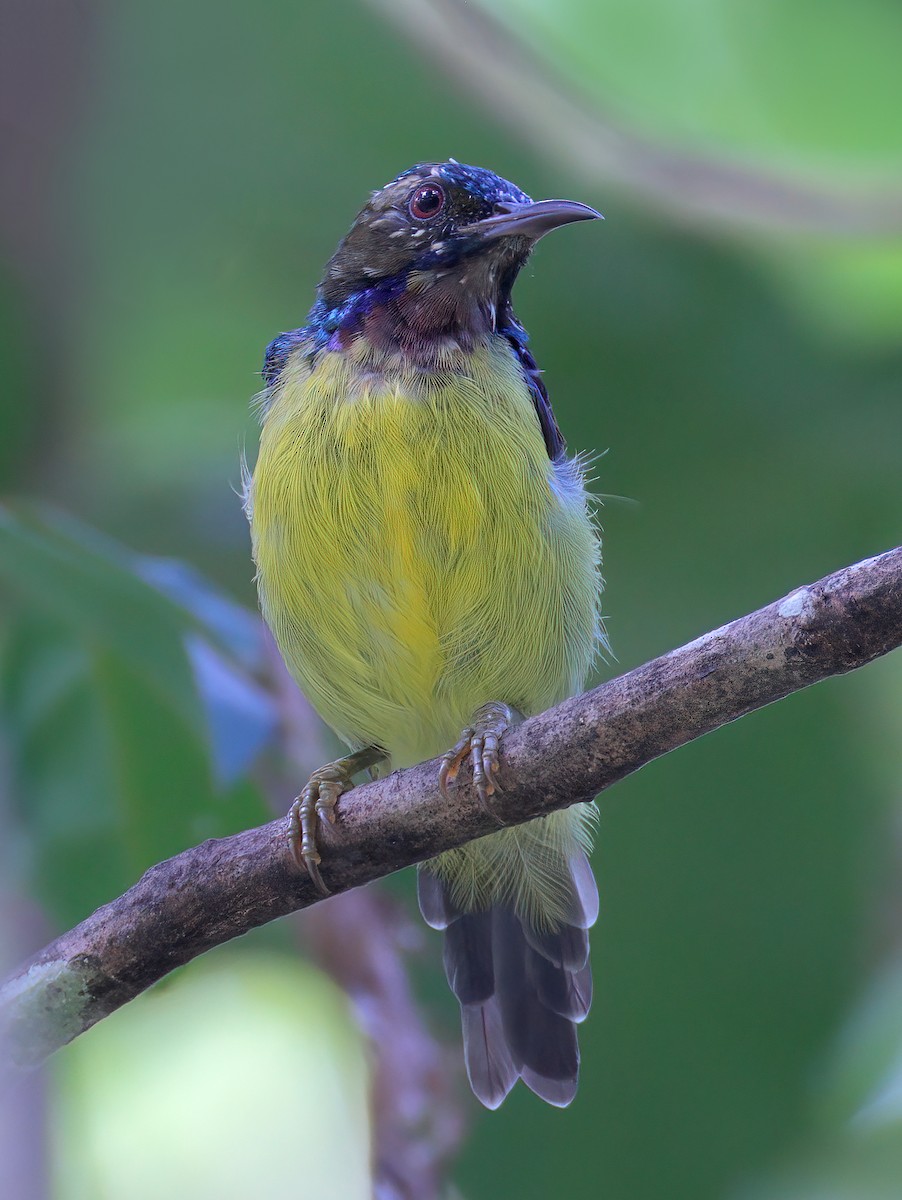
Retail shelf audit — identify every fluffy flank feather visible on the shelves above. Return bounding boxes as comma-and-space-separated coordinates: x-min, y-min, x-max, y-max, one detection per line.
430, 806, 596, 931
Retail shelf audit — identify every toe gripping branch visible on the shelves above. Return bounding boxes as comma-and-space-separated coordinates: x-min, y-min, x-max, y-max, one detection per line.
289, 701, 520, 894
439, 702, 522, 818
287, 745, 386, 895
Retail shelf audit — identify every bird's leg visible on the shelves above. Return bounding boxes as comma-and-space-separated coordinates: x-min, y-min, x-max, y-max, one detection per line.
287, 745, 387, 895
439, 702, 523, 815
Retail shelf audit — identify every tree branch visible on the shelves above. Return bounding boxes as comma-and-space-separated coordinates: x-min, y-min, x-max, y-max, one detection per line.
3, 547, 901, 1067
370, 0, 902, 237
302, 891, 466, 1198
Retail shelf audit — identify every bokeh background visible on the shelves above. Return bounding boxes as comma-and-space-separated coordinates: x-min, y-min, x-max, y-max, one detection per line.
2, 1, 901, 1197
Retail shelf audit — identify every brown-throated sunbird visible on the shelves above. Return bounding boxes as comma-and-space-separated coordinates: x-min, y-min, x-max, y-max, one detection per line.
245, 162, 604, 1108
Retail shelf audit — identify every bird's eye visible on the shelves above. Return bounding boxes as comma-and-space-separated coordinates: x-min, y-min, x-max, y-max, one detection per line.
409, 184, 446, 221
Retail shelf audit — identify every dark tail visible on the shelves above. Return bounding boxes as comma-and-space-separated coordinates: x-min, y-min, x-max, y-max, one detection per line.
417, 850, 597, 1108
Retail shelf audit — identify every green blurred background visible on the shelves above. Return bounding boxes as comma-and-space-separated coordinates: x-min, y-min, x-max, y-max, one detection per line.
2, 1, 901, 1197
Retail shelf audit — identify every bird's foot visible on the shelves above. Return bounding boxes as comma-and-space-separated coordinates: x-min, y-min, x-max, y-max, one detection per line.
287, 745, 386, 895
439, 702, 522, 818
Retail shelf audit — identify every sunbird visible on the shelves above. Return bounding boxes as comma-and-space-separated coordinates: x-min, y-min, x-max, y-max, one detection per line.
246, 161, 604, 1108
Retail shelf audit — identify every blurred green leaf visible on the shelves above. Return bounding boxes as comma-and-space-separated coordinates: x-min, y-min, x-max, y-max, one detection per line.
815, 965, 902, 1135
480, 0, 902, 175
0, 504, 202, 731
52, 950, 371, 1200
0, 503, 279, 787
136, 556, 266, 671
0, 506, 276, 923
732, 929, 902, 1199
380, 0, 902, 343
760, 239, 902, 347
738, 1136, 902, 1200
1, 612, 267, 926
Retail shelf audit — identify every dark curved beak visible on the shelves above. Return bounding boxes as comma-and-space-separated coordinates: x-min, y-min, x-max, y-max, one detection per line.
460, 198, 603, 242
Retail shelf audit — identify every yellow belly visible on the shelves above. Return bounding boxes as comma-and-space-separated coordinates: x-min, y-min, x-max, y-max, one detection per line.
247, 341, 601, 769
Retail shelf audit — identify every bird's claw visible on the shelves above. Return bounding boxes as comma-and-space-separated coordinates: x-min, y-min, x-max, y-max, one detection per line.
439, 728, 476, 798
439, 702, 518, 822
286, 745, 387, 895
287, 768, 352, 896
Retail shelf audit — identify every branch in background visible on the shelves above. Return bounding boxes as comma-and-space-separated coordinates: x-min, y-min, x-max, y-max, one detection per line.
0, 889, 50, 1194
2, 547, 901, 1068
263, 631, 467, 1198
304, 893, 466, 1200
369, 0, 902, 237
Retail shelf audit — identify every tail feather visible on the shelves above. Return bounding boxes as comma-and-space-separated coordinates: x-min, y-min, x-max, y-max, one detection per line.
442, 910, 493, 1004
417, 867, 462, 930
565, 849, 600, 927
521, 921, 589, 970
521, 1067, 578, 1109
493, 904, 580, 1081
526, 950, 592, 1022
418, 846, 597, 1108
461, 997, 519, 1109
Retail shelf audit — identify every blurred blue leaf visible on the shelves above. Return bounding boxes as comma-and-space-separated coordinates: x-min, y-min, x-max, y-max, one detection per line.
0, 506, 281, 922
184, 635, 278, 787
135, 556, 267, 672
0, 503, 202, 731
0, 504, 280, 787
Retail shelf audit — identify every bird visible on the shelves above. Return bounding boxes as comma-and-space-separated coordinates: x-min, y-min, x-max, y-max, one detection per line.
245, 160, 604, 1108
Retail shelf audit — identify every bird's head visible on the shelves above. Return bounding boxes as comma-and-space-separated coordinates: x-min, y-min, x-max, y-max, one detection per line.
309, 161, 602, 356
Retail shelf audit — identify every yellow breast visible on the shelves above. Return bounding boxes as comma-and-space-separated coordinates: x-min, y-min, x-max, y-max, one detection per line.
247, 340, 600, 768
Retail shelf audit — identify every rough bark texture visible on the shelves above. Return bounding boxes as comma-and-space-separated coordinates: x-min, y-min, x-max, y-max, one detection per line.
2, 547, 901, 1066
